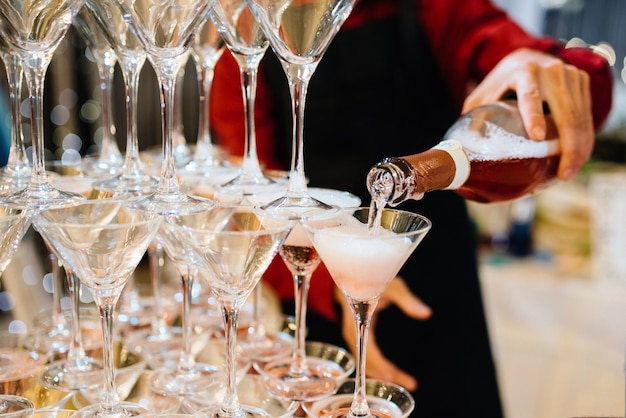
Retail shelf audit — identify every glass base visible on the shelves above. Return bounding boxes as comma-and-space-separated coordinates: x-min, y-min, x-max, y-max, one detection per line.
257, 359, 338, 402
183, 156, 232, 174
38, 357, 103, 391
182, 373, 298, 418
179, 165, 240, 194
74, 372, 181, 414
195, 403, 273, 418
131, 189, 215, 216
80, 154, 123, 179
150, 364, 225, 396
71, 400, 150, 418
0, 170, 30, 195
258, 193, 337, 220
125, 326, 210, 371
22, 324, 71, 355
2, 180, 85, 210
92, 173, 159, 197
237, 332, 293, 363
218, 181, 287, 203
22, 308, 103, 356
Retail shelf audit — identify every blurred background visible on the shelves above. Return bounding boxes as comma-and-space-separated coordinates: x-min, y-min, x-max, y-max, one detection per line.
1, 1, 626, 417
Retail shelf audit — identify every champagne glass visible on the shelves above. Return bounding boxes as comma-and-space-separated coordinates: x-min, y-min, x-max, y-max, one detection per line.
85, 0, 159, 197
73, 7, 124, 179
167, 204, 294, 418
116, 0, 218, 214
246, 0, 357, 216
258, 188, 359, 402
33, 199, 162, 418
0, 0, 86, 209
209, 0, 283, 196
148, 195, 240, 397
302, 207, 431, 418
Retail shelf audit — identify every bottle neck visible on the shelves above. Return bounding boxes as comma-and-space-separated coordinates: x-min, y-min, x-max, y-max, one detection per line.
367, 144, 466, 206
367, 157, 420, 207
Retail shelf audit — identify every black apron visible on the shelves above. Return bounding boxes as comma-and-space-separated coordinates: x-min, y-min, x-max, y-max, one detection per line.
261, 1, 504, 416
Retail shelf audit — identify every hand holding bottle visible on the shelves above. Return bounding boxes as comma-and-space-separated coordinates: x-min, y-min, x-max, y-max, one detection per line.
368, 100, 562, 204
462, 47, 593, 181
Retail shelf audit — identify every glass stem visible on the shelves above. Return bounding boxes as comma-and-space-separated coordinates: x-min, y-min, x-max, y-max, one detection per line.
97, 50, 121, 165
221, 303, 243, 418
290, 272, 312, 375
23, 57, 51, 191
285, 64, 314, 198
120, 56, 146, 179
66, 267, 89, 370
49, 251, 66, 331
3, 55, 29, 176
246, 281, 266, 342
177, 265, 196, 374
193, 59, 217, 164
148, 242, 168, 336
96, 295, 122, 416
350, 299, 378, 417
237, 64, 264, 182
155, 64, 184, 196
173, 61, 187, 162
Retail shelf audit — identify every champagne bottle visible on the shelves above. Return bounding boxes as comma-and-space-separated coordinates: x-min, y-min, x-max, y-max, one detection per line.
367, 100, 561, 205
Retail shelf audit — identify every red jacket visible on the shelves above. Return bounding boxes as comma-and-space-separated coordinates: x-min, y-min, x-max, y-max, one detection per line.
209, 0, 613, 321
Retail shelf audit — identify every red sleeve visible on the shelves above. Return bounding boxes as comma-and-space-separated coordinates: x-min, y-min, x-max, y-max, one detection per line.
419, 0, 613, 129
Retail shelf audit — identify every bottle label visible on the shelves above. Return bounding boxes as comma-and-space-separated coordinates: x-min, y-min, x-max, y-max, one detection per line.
433, 140, 470, 189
